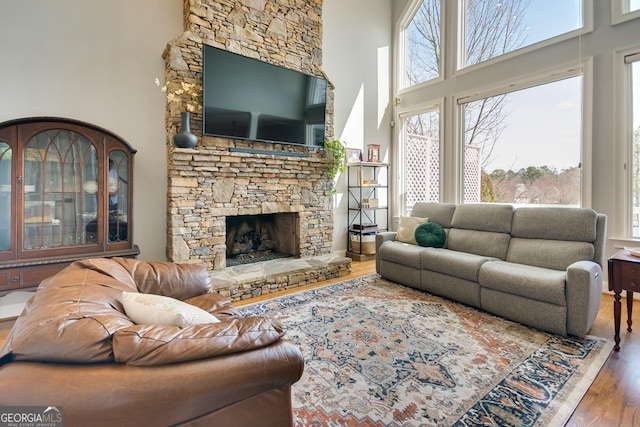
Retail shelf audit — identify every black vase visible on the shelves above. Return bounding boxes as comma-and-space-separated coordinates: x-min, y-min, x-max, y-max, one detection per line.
173, 112, 198, 148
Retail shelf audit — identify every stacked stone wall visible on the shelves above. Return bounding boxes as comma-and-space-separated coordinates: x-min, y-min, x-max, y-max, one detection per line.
163, 0, 334, 270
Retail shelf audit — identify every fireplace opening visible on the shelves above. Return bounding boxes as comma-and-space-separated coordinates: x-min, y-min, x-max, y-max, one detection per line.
225, 213, 298, 267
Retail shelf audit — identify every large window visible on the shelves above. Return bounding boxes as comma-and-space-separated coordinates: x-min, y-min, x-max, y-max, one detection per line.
462, 0, 582, 69
401, 109, 440, 213
461, 76, 582, 205
402, 0, 441, 88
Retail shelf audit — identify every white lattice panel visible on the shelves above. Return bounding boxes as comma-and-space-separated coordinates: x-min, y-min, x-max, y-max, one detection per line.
406, 134, 439, 207
463, 144, 481, 203
404, 135, 482, 206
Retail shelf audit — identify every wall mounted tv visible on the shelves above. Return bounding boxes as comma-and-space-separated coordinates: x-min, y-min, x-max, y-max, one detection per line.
202, 44, 327, 147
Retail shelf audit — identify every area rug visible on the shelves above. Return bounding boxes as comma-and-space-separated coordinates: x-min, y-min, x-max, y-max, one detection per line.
240, 274, 612, 427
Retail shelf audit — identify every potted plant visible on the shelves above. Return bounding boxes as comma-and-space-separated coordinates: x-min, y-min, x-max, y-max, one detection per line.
324, 139, 346, 195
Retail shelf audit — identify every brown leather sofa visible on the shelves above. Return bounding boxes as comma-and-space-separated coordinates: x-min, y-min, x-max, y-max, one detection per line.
0, 258, 304, 427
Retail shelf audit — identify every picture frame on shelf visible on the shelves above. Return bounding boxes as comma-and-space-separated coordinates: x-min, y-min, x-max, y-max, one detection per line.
367, 144, 380, 162
346, 148, 362, 163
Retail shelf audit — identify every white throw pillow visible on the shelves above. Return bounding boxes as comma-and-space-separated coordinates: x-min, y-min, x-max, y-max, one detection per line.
395, 216, 429, 245
122, 292, 220, 327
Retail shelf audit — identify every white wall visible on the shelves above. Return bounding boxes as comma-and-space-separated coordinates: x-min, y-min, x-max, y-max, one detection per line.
323, 0, 393, 253
0, 0, 183, 261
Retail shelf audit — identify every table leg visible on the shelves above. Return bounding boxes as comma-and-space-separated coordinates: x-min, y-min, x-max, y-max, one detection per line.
614, 292, 622, 351
627, 290, 634, 333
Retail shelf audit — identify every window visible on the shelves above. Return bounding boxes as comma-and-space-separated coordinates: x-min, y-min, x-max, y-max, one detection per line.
629, 55, 640, 236
462, 0, 582, 69
461, 76, 582, 206
613, 0, 640, 24
401, 109, 440, 213
402, 0, 441, 88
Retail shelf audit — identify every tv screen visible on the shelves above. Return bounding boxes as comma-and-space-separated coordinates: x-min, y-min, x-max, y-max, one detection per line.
202, 44, 327, 147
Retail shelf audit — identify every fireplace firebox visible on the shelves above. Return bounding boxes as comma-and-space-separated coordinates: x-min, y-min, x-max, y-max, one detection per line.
225, 213, 298, 267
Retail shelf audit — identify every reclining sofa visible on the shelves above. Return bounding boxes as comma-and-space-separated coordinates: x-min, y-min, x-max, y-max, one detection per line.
0, 258, 304, 427
376, 203, 607, 338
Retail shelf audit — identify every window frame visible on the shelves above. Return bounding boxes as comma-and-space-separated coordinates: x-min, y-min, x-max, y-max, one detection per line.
453, 62, 592, 206
456, 0, 593, 76
612, 0, 640, 25
396, 100, 444, 216
396, 0, 446, 93
612, 46, 640, 243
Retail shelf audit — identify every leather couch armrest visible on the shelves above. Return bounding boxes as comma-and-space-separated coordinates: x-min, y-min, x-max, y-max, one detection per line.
113, 317, 285, 366
0, 340, 304, 427
184, 293, 242, 320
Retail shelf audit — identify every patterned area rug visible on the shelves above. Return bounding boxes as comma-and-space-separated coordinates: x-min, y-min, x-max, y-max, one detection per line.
240, 275, 612, 426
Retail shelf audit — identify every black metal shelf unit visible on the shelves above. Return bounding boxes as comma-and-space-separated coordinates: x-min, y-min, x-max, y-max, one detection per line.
346, 162, 389, 261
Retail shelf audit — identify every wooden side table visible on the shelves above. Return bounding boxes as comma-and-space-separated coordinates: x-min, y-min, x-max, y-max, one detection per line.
607, 249, 640, 351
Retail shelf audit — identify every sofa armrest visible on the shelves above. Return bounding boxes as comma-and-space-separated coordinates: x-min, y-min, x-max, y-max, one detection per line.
112, 317, 285, 366
0, 340, 303, 427
375, 232, 396, 251
375, 232, 396, 273
566, 260, 602, 337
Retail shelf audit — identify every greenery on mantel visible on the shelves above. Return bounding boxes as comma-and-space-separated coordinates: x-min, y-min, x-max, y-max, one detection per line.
324, 139, 346, 195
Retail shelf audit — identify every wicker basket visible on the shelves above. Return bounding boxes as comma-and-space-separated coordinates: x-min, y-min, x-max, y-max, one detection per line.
351, 233, 376, 254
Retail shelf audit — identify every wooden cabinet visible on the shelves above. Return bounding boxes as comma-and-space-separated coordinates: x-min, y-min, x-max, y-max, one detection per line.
346, 162, 389, 261
0, 117, 139, 295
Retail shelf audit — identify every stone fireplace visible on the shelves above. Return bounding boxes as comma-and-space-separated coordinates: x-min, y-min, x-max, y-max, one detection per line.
162, 0, 350, 299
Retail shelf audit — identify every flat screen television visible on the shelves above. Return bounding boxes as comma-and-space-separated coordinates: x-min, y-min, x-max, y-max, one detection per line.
202, 44, 327, 147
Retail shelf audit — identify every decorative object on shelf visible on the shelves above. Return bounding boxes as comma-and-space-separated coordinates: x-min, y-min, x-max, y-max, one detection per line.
173, 112, 198, 149
83, 180, 98, 194
346, 148, 362, 163
367, 144, 380, 162
323, 139, 346, 195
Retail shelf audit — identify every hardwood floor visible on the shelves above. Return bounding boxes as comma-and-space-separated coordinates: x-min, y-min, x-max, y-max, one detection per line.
1, 259, 638, 425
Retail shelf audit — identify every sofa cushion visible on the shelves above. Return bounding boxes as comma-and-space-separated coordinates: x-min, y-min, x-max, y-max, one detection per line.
112, 317, 285, 366
122, 292, 220, 327
421, 249, 492, 282
510, 207, 597, 242
113, 257, 213, 300
450, 204, 514, 233
415, 222, 447, 248
506, 238, 595, 271
410, 203, 457, 228
378, 240, 424, 269
447, 229, 511, 260
0, 260, 136, 364
479, 260, 567, 306
396, 216, 429, 244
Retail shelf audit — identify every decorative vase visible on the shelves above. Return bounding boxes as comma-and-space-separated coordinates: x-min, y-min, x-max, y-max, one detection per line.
173, 111, 198, 148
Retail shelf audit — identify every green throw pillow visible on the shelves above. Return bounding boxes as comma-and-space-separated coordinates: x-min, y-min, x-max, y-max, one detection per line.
414, 222, 446, 248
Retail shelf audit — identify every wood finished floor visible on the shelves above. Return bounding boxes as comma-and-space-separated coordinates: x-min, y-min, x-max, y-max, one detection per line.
0, 259, 638, 425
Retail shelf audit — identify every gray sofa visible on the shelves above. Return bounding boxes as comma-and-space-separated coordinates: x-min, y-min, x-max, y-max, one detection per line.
375, 203, 607, 338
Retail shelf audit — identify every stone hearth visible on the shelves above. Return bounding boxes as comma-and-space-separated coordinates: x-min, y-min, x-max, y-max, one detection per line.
212, 254, 350, 301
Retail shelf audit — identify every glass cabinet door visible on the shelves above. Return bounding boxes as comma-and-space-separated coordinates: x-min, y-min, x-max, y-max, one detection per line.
22, 129, 98, 250
0, 142, 11, 252
107, 150, 129, 243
